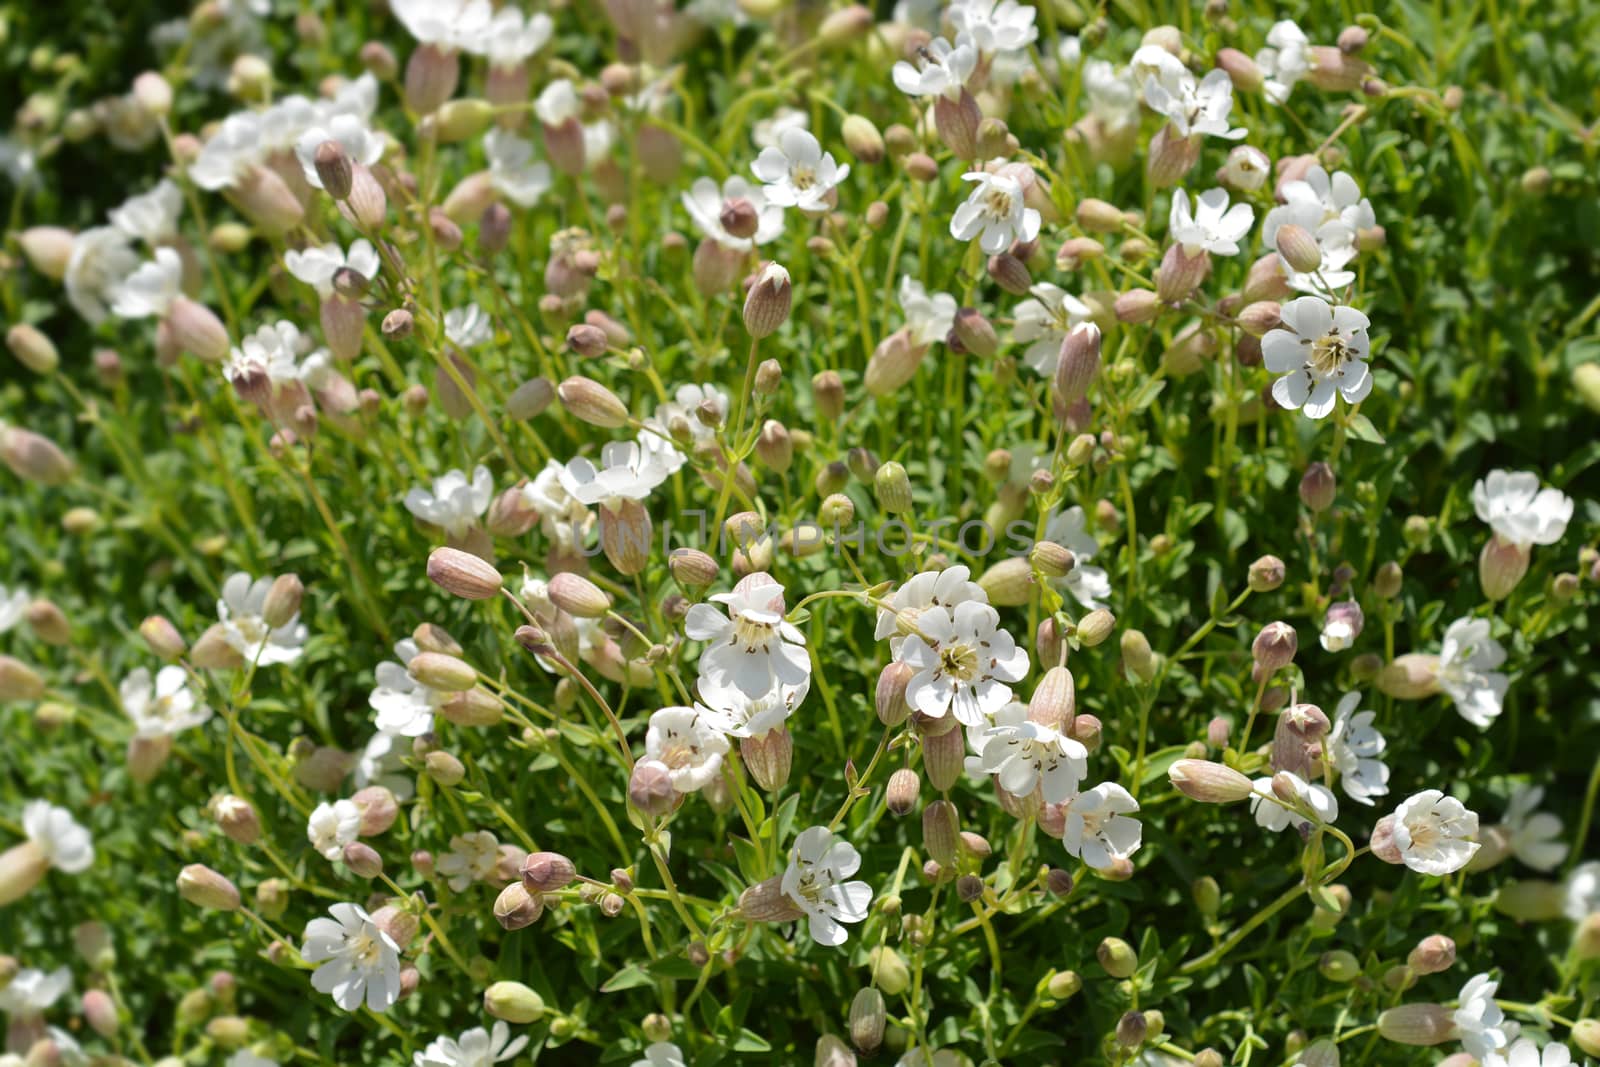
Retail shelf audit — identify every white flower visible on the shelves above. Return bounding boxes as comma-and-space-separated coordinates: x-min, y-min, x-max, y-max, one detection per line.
1169, 188, 1253, 256
120, 665, 211, 739
1485, 1038, 1574, 1067
404, 466, 493, 539
1327, 692, 1388, 806
0, 584, 28, 633
1083, 59, 1140, 132
899, 276, 959, 347
354, 732, 414, 801
1472, 470, 1574, 547
873, 564, 987, 654
699, 678, 808, 738
977, 718, 1088, 803
1318, 600, 1364, 652
1437, 616, 1509, 728
110, 179, 184, 244
900, 600, 1029, 727
753, 108, 808, 149
444, 304, 494, 348
227, 1052, 281, 1067
370, 639, 445, 737
483, 7, 553, 69
751, 128, 850, 213
218, 572, 308, 666
951, 170, 1042, 254
1391, 789, 1480, 875
681, 176, 784, 251
1250, 771, 1339, 832
295, 114, 383, 191
1454, 973, 1511, 1063
1141, 63, 1246, 140
484, 129, 552, 208
1013, 283, 1092, 375
307, 800, 361, 861
1261, 295, 1372, 419
781, 826, 873, 946
535, 79, 583, 127
1262, 166, 1374, 292
301, 903, 402, 1013
284, 240, 380, 299
415, 1020, 529, 1067
64, 226, 139, 326
685, 573, 810, 701
1256, 20, 1310, 104
0, 967, 72, 1015
20, 801, 94, 874
225, 321, 333, 395
523, 459, 593, 547
111, 247, 185, 319
191, 112, 266, 191
891, 35, 978, 100
390, 0, 492, 50
1043, 506, 1112, 609
1563, 861, 1600, 921
947, 0, 1038, 56
645, 707, 732, 793
1221, 145, 1271, 190
1062, 783, 1142, 869
437, 830, 500, 891
1502, 785, 1568, 871
560, 441, 672, 511
639, 383, 731, 471
630, 1043, 688, 1067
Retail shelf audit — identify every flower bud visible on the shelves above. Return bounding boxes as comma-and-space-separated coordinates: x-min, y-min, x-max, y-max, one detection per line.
1248, 554, 1286, 592
886, 768, 920, 816
1479, 536, 1530, 601
1252, 621, 1297, 673
1275, 224, 1323, 275
177, 865, 240, 911
1025, 666, 1075, 730
1319, 949, 1360, 983
1492, 879, 1566, 921
341, 842, 383, 879
209, 794, 260, 845
841, 113, 884, 164
427, 547, 503, 600
424, 750, 465, 786
876, 661, 913, 727
987, 252, 1032, 295
1029, 541, 1075, 579
869, 946, 910, 995
1120, 628, 1157, 682
1116, 1010, 1147, 1048
1169, 759, 1255, 803
506, 377, 554, 421
849, 987, 886, 1053
921, 725, 964, 792
547, 572, 611, 618
1076, 198, 1127, 233
1076, 609, 1115, 647
744, 262, 792, 339
812, 370, 845, 419
922, 800, 959, 866
0, 656, 46, 703
1097, 936, 1137, 978
81, 989, 118, 1038
1377, 1004, 1456, 1046
1, 427, 74, 485
1299, 462, 1336, 512
350, 786, 399, 836
484, 981, 545, 1024
1053, 323, 1102, 405
7, 324, 59, 375
1376, 654, 1441, 700
628, 760, 678, 816
495, 883, 544, 930
1156, 244, 1209, 304
934, 90, 981, 160
558, 375, 630, 428
952, 307, 998, 358
1215, 48, 1263, 92
741, 728, 793, 792
521, 851, 577, 893
1407, 934, 1456, 975
18, 227, 75, 281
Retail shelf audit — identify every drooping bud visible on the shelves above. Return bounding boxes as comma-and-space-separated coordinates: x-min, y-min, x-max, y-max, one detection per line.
1407, 934, 1456, 975
1075, 609, 1115, 647
558, 375, 630, 428
484, 981, 546, 1024
494, 882, 545, 930
1376, 655, 1442, 700
2, 427, 75, 486
427, 547, 504, 600
177, 865, 241, 911
1169, 759, 1255, 803
922, 801, 959, 866
1377, 1004, 1456, 1046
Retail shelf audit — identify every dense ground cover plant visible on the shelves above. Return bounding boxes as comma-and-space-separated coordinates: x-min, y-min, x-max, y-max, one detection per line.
2, 0, 1599, 1064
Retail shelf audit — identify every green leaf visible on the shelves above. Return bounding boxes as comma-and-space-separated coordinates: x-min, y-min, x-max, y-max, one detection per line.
1345, 413, 1386, 444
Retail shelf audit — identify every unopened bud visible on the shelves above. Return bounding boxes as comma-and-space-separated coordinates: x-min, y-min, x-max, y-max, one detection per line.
177, 865, 240, 911
558, 375, 630, 428
427, 547, 503, 600
1097, 936, 1137, 978
483, 981, 546, 1024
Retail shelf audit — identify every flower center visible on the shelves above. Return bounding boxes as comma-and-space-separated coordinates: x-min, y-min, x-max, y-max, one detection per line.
981, 188, 1014, 219
732, 614, 775, 649
347, 931, 383, 968
939, 642, 980, 682
660, 737, 699, 769
1307, 332, 1353, 376
790, 164, 816, 191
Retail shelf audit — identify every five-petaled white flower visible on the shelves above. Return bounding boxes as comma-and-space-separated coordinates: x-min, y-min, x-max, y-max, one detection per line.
781, 825, 873, 946
1454, 972, 1511, 1063
560, 441, 673, 512
64, 226, 139, 326
437, 830, 501, 892
370, 639, 446, 737
415, 1020, 529, 1067
891, 35, 978, 100
1502, 785, 1568, 871
285, 240, 380, 299
484, 129, 553, 208
1013, 283, 1093, 375
109, 179, 183, 245
874, 564, 987, 655
224, 321, 332, 396
751, 128, 850, 214
1139, 54, 1246, 141
681, 176, 785, 251
1328, 692, 1389, 806
404, 466, 494, 539
483, 7, 552, 70
1043, 506, 1113, 610
1472, 470, 1574, 548
17, 801, 94, 876
1062, 783, 1142, 869
951, 170, 1042, 255
947, 0, 1037, 56
685, 573, 810, 701
111, 247, 184, 319
699, 678, 808, 739
445, 304, 494, 348
218, 572, 309, 666
121, 665, 211, 739
899, 600, 1029, 726
1256, 20, 1310, 103
0, 966, 72, 1017
1262, 167, 1374, 292
307, 799, 362, 861
1391, 789, 1480, 875
644, 706, 731, 793
1262, 295, 1372, 419
898, 276, 959, 348
977, 718, 1088, 803
1169, 188, 1254, 256
301, 902, 402, 1013
1484, 1038, 1574, 1067
1251, 771, 1339, 832
1437, 616, 1509, 728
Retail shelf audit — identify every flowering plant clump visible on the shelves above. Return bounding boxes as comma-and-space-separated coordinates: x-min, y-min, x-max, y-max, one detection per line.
2, 1, 1599, 1065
